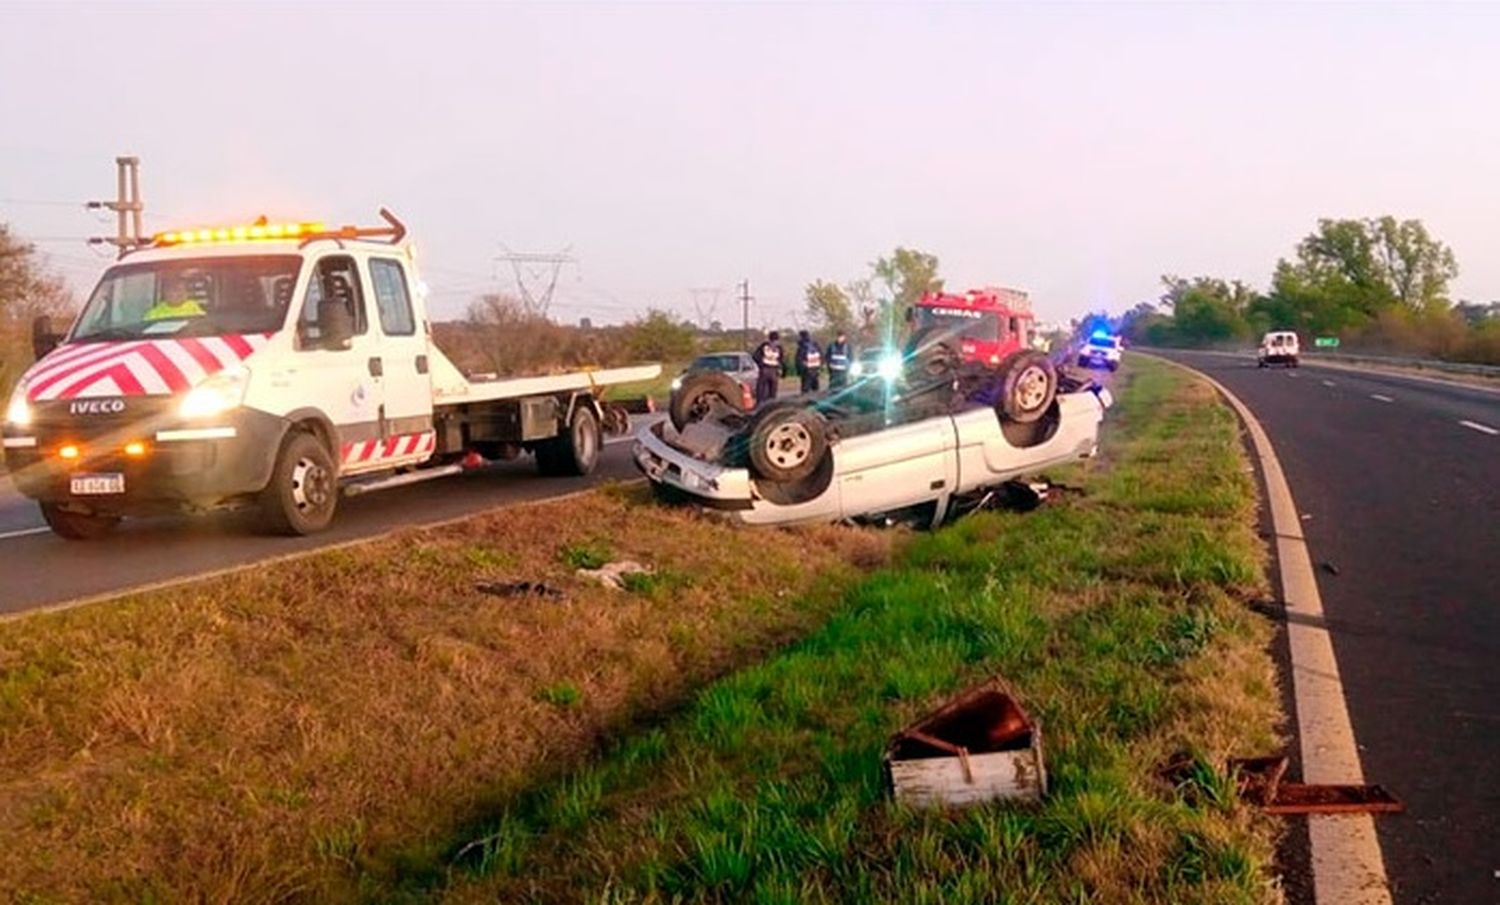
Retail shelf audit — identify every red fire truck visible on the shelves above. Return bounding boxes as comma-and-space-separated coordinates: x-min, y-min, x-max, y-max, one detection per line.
910, 286, 1035, 367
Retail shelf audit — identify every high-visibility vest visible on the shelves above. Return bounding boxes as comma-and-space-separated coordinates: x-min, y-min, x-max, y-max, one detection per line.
760, 343, 781, 367
144, 298, 205, 321
828, 344, 850, 368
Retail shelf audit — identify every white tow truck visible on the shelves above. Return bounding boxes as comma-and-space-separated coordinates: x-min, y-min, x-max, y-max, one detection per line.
2, 210, 659, 539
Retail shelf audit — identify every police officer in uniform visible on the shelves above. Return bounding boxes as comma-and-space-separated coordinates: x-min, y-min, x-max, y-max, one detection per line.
826, 331, 852, 390
795, 329, 824, 393
751, 330, 785, 404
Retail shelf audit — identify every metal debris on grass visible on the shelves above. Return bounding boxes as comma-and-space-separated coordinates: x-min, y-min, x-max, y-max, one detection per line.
474, 580, 564, 600
1229, 755, 1404, 815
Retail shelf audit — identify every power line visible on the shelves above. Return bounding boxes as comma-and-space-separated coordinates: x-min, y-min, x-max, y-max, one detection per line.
0, 197, 85, 208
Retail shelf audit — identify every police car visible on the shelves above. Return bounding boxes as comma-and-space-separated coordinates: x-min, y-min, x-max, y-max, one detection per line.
1076, 332, 1122, 371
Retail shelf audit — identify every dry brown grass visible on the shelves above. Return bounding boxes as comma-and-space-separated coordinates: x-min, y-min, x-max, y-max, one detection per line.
0, 484, 892, 901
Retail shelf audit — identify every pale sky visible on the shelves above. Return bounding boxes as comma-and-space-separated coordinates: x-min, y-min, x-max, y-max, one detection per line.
2, 1, 1497, 328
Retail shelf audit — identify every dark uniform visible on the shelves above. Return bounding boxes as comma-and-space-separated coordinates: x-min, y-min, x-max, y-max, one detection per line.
795, 331, 823, 393
826, 336, 852, 390
751, 332, 786, 404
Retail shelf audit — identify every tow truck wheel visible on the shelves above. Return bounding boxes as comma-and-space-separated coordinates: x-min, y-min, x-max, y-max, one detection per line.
670, 371, 746, 432
996, 350, 1058, 424
747, 406, 828, 483
258, 430, 338, 535
39, 503, 120, 541
538, 405, 600, 477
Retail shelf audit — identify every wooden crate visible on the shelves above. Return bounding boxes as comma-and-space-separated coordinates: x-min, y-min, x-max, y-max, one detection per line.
885, 678, 1047, 808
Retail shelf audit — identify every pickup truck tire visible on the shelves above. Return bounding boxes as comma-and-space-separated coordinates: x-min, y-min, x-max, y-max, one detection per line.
257, 430, 338, 535
670, 371, 746, 432
747, 405, 828, 483
996, 350, 1057, 424
538, 405, 600, 477
40, 503, 120, 541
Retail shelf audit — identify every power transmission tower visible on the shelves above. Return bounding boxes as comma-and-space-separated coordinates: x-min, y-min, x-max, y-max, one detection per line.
86, 156, 145, 257
495, 243, 577, 317
687, 286, 722, 329
739, 279, 753, 350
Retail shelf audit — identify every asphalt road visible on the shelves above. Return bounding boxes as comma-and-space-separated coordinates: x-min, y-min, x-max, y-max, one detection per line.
1160, 351, 1500, 905
0, 431, 650, 615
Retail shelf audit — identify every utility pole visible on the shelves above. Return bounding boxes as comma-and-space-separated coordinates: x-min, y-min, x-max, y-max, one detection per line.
86, 156, 145, 257
739, 278, 753, 350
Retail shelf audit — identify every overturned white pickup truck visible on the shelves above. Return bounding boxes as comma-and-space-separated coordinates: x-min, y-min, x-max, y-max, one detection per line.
634, 334, 1111, 527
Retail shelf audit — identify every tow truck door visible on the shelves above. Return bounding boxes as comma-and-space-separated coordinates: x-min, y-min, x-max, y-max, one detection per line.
290, 254, 385, 472
363, 255, 434, 464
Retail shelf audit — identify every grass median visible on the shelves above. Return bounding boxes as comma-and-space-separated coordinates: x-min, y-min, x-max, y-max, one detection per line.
439, 355, 1284, 903
0, 355, 1284, 902
0, 486, 890, 900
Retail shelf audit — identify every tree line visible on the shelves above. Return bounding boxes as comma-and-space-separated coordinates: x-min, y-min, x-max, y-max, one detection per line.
1119, 217, 1500, 364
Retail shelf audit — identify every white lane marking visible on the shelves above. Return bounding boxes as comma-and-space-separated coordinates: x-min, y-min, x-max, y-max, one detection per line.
1148, 354, 1392, 905
1322, 380, 1336, 387
1370, 394, 1394, 403
1459, 420, 1499, 436
0, 526, 50, 541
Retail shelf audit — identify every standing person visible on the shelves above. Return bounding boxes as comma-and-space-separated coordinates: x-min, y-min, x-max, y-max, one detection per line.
795, 329, 824, 393
826, 331, 852, 390
751, 330, 785, 404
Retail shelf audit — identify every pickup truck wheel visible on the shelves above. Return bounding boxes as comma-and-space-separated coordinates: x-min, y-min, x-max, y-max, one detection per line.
996, 350, 1057, 424
39, 503, 120, 541
747, 406, 828, 482
258, 430, 338, 535
670, 371, 746, 432
539, 405, 600, 476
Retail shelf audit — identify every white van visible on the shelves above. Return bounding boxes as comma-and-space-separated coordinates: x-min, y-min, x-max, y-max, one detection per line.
1258, 331, 1300, 368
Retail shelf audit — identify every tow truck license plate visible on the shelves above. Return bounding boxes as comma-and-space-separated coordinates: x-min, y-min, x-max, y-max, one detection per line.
70, 473, 125, 495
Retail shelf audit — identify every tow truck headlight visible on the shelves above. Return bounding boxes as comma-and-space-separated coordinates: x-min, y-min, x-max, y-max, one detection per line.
179, 367, 249, 419
876, 353, 903, 382
850, 361, 865, 378
5, 385, 31, 427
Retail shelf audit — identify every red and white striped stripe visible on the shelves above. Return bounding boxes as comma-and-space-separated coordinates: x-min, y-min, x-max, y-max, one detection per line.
25, 334, 272, 402
340, 430, 436, 466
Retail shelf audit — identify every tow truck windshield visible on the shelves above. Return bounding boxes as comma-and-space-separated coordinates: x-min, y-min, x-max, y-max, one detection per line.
71, 255, 302, 342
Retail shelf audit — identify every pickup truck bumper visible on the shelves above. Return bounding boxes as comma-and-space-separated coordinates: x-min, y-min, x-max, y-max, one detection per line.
3, 404, 287, 515
634, 386, 1112, 526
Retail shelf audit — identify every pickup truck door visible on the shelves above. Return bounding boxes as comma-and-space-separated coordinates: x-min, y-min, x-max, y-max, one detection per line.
834, 416, 959, 517
363, 256, 435, 465
289, 254, 385, 473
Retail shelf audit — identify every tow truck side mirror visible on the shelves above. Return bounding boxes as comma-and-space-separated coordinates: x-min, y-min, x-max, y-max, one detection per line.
31, 315, 61, 359
317, 299, 355, 351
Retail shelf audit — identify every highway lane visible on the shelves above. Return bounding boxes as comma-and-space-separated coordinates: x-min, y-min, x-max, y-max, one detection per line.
0, 431, 651, 615
1162, 351, 1499, 905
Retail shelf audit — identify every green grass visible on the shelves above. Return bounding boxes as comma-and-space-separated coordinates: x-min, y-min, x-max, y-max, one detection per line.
438, 355, 1282, 903
602, 360, 688, 402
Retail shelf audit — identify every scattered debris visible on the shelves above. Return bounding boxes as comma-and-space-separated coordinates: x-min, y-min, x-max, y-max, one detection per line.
474, 580, 564, 600
576, 560, 653, 591
885, 677, 1046, 807
1320, 561, 1341, 576
1229, 756, 1404, 815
